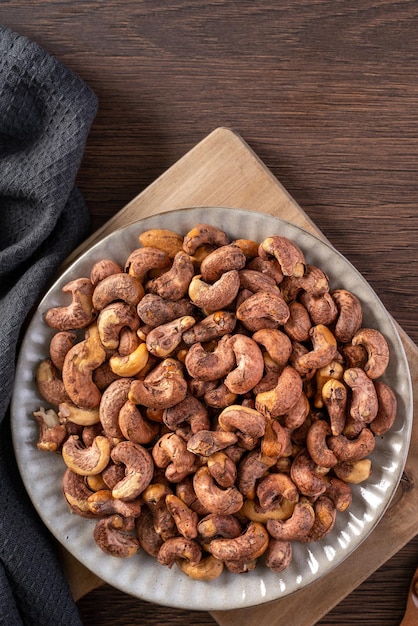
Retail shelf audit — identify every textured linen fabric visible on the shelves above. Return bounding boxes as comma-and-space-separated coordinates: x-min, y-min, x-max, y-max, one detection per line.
0, 26, 98, 625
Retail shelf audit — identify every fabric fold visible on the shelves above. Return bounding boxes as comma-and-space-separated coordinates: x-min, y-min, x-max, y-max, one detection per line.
0, 25, 98, 625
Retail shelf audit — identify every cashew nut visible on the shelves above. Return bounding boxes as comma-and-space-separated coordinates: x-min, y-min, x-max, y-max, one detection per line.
352, 327, 390, 379
252, 328, 292, 368
193, 466, 243, 515
267, 500, 315, 541
255, 365, 303, 418
146, 315, 196, 358
264, 539, 293, 572
185, 334, 235, 381
62, 435, 111, 476
183, 223, 229, 255
92, 272, 144, 310
125, 246, 170, 282
236, 290, 290, 332
259, 235, 306, 277
93, 514, 139, 558
146, 250, 195, 301
371, 381, 397, 435
139, 228, 184, 258
44, 277, 96, 330
110, 440, 154, 501
306, 420, 338, 468
182, 310, 237, 344
332, 288, 363, 343
208, 521, 269, 562
129, 358, 188, 410
36, 359, 71, 405
188, 270, 240, 312
137, 293, 195, 328
343, 367, 379, 424
298, 324, 338, 370
33, 406, 66, 452
200, 244, 247, 283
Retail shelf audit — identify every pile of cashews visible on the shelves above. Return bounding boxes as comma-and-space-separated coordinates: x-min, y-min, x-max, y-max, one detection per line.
33, 223, 397, 579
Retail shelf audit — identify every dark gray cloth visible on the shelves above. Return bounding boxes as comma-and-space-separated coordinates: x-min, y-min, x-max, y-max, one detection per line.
0, 26, 98, 625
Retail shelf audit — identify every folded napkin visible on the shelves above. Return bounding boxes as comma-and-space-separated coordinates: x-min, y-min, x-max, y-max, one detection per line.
0, 26, 98, 625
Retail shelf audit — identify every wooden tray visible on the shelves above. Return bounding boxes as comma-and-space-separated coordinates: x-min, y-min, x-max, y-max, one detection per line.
62, 127, 418, 625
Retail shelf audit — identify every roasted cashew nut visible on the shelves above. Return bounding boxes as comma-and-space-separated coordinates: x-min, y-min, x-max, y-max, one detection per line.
200, 244, 247, 283
334, 458, 372, 484
332, 288, 363, 343
298, 324, 338, 370
137, 293, 195, 328
252, 328, 292, 368
111, 440, 154, 501
146, 315, 196, 358
146, 250, 195, 301
224, 334, 265, 395
97, 301, 139, 350
87, 489, 142, 518
352, 327, 390, 379
90, 259, 123, 285
238, 268, 280, 294
152, 432, 197, 483
139, 228, 184, 258
343, 367, 379, 423
300, 495, 337, 543
208, 521, 269, 563
93, 514, 139, 558
300, 291, 338, 327
44, 277, 96, 330
135, 507, 163, 557
182, 223, 229, 255
99, 378, 133, 439
62, 468, 97, 518
36, 359, 71, 405
236, 290, 290, 332
157, 536, 202, 569
306, 419, 338, 468
321, 379, 348, 436
267, 500, 315, 541
193, 466, 243, 515
165, 494, 199, 540
62, 435, 111, 476
255, 365, 303, 419
49, 331, 77, 370
176, 555, 224, 580
256, 473, 299, 509
163, 394, 210, 435
184, 334, 235, 382
186, 430, 238, 456
142, 482, 177, 541
124, 245, 170, 282
283, 301, 312, 342
371, 381, 397, 435
118, 400, 160, 445
259, 235, 306, 278
182, 310, 237, 344
327, 428, 376, 463
129, 358, 188, 410
92, 272, 144, 310
109, 342, 149, 377
264, 539, 293, 572
33, 407, 66, 452
290, 449, 328, 498
188, 270, 241, 312
218, 404, 266, 442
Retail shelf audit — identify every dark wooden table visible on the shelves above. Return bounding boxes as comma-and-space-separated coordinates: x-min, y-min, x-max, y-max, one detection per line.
3, 2, 418, 624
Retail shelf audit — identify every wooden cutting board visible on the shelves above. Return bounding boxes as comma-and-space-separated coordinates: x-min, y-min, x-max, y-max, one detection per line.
62, 127, 418, 625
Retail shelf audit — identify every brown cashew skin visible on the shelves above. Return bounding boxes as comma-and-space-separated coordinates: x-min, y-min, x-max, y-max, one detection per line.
163, 394, 210, 436
344, 367, 379, 424
185, 334, 235, 382
165, 494, 199, 540
157, 537, 202, 569
224, 334, 265, 395
137, 293, 195, 328
238, 268, 280, 294
218, 405, 266, 442
99, 378, 133, 440
283, 301, 312, 342
352, 327, 390, 379
188, 270, 240, 312
146, 250, 195, 301
207, 452, 237, 488
33, 407, 67, 452
252, 328, 292, 368
183, 223, 229, 255
281, 264, 329, 302
44, 277, 96, 330
259, 235, 306, 277
237, 450, 275, 500
256, 472, 299, 508
142, 482, 177, 541
321, 378, 348, 436
135, 507, 163, 557
146, 315, 196, 358
264, 539, 293, 572
332, 289, 363, 343
36, 359, 71, 406
139, 229, 184, 258
208, 521, 269, 562
182, 310, 236, 344
92, 272, 144, 310
62, 324, 106, 409
327, 428, 376, 463
298, 324, 338, 370
176, 555, 224, 580
110, 440, 154, 501
93, 514, 139, 558
306, 420, 338, 468
186, 430, 238, 456
62, 468, 97, 518
125, 246, 170, 282
200, 244, 247, 282
49, 331, 77, 370
152, 432, 197, 482
97, 301, 139, 350
90, 259, 123, 285
236, 290, 290, 332
290, 449, 328, 498
301, 291, 338, 327
267, 500, 316, 541
118, 400, 160, 445
371, 381, 397, 435
300, 495, 337, 543
255, 365, 303, 418
193, 466, 243, 515
129, 358, 188, 410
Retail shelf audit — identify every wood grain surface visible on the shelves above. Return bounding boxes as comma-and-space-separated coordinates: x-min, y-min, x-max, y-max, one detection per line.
3, 2, 418, 625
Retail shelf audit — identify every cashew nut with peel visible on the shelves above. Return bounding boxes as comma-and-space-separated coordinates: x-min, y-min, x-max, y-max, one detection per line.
185, 334, 235, 382
97, 302, 139, 350
334, 458, 372, 484
92, 272, 144, 310
129, 358, 188, 410
321, 378, 348, 436
36, 359, 71, 406
255, 365, 303, 418
306, 420, 338, 468
62, 435, 111, 476
343, 367, 379, 424
352, 327, 390, 379
176, 555, 224, 580
199, 244, 247, 283
223, 334, 265, 395
264, 539, 293, 572
267, 500, 316, 541
256, 473, 299, 509
182, 223, 229, 255
137, 293, 195, 328
182, 310, 237, 344
252, 328, 292, 368
44, 277, 96, 330
157, 536, 202, 568
297, 324, 338, 370
188, 270, 241, 312
236, 290, 290, 332
49, 331, 77, 370
110, 441, 154, 501
152, 432, 197, 482
163, 394, 210, 435
327, 428, 376, 462
142, 482, 177, 541
290, 449, 328, 498
332, 289, 363, 343
93, 514, 139, 558
118, 400, 160, 445
146, 250, 195, 301
193, 466, 243, 515
90, 259, 123, 285
218, 405, 266, 442
138, 228, 184, 258
33, 407, 66, 452
208, 521, 269, 562
124, 246, 170, 282
259, 235, 306, 277
165, 494, 199, 540
186, 430, 238, 457
62, 468, 97, 518
371, 381, 397, 435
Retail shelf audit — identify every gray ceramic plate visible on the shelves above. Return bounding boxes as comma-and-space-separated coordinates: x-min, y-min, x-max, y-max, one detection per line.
11, 207, 413, 611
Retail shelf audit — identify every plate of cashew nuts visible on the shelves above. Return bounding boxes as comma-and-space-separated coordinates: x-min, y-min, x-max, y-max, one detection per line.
11, 206, 413, 611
